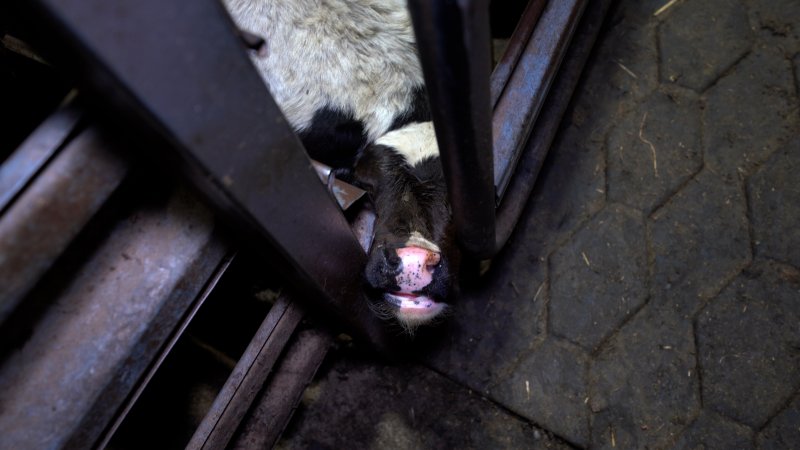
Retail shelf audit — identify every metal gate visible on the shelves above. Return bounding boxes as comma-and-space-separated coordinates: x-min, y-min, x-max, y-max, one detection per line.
0, 0, 611, 447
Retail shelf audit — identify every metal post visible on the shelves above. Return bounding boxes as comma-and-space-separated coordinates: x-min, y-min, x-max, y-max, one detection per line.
408, 0, 497, 259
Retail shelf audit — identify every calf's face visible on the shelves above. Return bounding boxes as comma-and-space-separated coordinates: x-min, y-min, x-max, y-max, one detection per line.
352, 123, 458, 331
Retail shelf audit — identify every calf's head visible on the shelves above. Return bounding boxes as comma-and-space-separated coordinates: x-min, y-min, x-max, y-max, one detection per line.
352, 122, 458, 331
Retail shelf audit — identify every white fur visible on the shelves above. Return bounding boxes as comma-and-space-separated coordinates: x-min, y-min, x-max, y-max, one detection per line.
375, 121, 439, 167
222, 0, 425, 141
405, 231, 441, 253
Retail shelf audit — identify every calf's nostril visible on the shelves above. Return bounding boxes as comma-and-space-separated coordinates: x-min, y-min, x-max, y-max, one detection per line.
386, 249, 399, 264
383, 248, 402, 273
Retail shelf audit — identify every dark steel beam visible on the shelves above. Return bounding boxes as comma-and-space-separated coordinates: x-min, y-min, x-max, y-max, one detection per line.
408, 0, 497, 259
19, 0, 389, 347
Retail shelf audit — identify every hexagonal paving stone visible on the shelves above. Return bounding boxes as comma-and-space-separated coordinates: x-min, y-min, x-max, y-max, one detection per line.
747, 0, 800, 53
703, 44, 799, 178
589, 305, 700, 449
659, 0, 753, 91
550, 204, 647, 351
696, 259, 800, 428
420, 241, 548, 394
757, 394, 800, 449
672, 410, 754, 449
490, 337, 591, 448
571, 21, 659, 140
511, 121, 606, 258
749, 139, 800, 268
593, 20, 659, 102
649, 169, 751, 317
607, 87, 703, 213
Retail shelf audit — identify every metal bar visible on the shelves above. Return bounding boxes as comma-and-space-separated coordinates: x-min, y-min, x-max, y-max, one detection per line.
230, 328, 332, 450
20, 0, 390, 347
490, 0, 548, 108
0, 91, 81, 214
492, 0, 587, 201
494, 0, 613, 249
95, 252, 237, 449
0, 185, 228, 450
0, 124, 128, 325
187, 294, 306, 450
408, 0, 497, 259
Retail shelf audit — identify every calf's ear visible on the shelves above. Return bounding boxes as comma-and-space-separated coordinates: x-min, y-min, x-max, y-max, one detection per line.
351, 144, 406, 191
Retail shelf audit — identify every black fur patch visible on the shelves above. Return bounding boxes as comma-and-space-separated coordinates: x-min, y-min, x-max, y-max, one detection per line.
389, 85, 432, 131
299, 107, 367, 168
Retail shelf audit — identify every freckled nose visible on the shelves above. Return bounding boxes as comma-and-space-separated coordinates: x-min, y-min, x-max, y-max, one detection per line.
394, 246, 441, 293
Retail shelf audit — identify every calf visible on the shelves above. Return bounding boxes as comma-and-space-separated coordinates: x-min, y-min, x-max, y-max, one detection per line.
224, 0, 457, 331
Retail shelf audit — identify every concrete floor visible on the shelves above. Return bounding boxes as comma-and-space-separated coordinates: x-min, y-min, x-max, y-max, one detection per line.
277, 0, 800, 448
